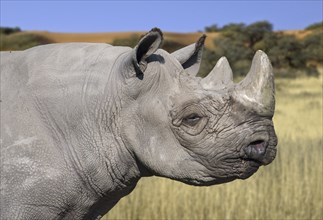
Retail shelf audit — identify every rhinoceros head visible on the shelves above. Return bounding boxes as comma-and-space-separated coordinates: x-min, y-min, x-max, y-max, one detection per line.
119, 28, 277, 186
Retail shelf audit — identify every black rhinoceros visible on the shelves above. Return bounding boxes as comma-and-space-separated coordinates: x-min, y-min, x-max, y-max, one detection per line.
0, 28, 277, 219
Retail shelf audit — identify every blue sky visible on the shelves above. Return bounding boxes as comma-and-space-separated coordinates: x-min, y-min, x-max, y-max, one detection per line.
1, 1, 322, 33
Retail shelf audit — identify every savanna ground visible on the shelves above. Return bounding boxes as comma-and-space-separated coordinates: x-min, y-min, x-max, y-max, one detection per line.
103, 69, 323, 220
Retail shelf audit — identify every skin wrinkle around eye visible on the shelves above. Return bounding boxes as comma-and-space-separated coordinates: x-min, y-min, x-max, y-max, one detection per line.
170, 95, 211, 119
171, 95, 229, 136
180, 117, 208, 136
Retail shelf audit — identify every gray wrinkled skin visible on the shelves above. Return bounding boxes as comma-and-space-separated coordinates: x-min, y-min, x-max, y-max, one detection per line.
0, 28, 277, 219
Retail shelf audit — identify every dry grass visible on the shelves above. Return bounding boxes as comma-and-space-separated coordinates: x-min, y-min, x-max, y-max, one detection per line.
103, 69, 323, 219
282, 29, 314, 39
27, 31, 218, 49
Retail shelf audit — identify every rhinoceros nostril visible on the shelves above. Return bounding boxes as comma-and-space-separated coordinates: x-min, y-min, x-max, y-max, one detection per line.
244, 140, 267, 161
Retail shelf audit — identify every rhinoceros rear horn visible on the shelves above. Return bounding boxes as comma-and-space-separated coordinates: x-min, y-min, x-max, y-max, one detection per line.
201, 56, 233, 90
235, 50, 275, 117
132, 28, 163, 75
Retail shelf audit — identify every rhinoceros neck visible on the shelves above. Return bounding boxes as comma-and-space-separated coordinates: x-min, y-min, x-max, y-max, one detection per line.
26, 44, 141, 214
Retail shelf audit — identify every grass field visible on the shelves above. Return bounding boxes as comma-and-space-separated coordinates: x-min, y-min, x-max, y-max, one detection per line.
103, 69, 323, 219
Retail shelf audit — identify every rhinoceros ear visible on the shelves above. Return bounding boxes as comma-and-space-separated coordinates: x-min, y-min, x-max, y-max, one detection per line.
172, 35, 206, 76
132, 28, 163, 75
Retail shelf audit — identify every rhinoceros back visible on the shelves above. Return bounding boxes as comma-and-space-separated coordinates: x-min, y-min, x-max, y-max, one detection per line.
1, 43, 128, 146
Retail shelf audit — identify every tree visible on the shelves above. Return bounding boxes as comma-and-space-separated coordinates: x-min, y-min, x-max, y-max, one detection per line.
303, 30, 323, 63
211, 22, 273, 76
213, 36, 253, 76
218, 21, 274, 50
245, 21, 273, 48
208, 20, 319, 77
267, 34, 305, 69
204, 24, 219, 33
221, 23, 246, 32
253, 31, 277, 51
0, 33, 52, 51
265, 34, 319, 77
199, 49, 220, 77
305, 21, 323, 31
0, 26, 21, 35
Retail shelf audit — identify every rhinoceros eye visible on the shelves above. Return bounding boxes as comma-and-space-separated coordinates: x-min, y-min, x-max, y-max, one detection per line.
182, 113, 202, 126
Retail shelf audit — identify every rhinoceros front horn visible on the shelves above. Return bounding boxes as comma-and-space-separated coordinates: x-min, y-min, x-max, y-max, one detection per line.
235, 50, 275, 117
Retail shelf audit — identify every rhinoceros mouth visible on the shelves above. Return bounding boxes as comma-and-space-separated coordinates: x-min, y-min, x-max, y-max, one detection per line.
236, 139, 277, 180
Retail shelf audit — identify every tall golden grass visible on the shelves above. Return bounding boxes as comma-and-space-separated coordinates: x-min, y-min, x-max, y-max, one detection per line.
103, 69, 323, 219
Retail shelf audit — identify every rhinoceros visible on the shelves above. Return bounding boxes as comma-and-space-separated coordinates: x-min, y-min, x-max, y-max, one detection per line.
0, 28, 277, 219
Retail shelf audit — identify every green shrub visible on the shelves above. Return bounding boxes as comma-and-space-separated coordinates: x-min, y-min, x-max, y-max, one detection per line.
305, 21, 323, 30
112, 34, 140, 48
303, 30, 323, 63
204, 24, 219, 33
112, 35, 185, 53
0, 33, 52, 51
0, 26, 21, 35
198, 49, 220, 77
161, 40, 185, 53
207, 21, 320, 78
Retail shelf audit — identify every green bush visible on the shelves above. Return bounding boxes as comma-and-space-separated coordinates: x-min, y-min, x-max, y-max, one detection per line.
207, 21, 320, 78
112, 35, 185, 53
0, 26, 21, 35
266, 34, 305, 69
198, 49, 220, 77
0, 33, 52, 51
305, 21, 323, 31
303, 30, 323, 63
204, 24, 219, 33
112, 34, 140, 48
161, 40, 185, 53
